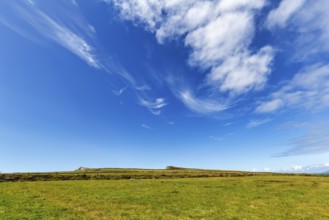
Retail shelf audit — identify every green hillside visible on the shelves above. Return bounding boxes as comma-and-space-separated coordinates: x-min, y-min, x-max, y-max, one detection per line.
0, 167, 321, 182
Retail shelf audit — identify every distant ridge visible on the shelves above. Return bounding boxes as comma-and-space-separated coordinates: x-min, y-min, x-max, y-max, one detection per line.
166, 166, 187, 170
323, 170, 329, 174
75, 167, 89, 171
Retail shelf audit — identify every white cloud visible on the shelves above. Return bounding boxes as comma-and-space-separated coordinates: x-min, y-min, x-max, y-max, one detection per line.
185, 11, 254, 68
0, 1, 168, 115
265, 0, 306, 29
39, 14, 100, 68
259, 1, 329, 115
295, 1, 329, 58
255, 64, 329, 113
112, 87, 126, 96
246, 118, 271, 128
136, 85, 151, 91
108, 0, 274, 111
266, 1, 329, 60
0, 1, 99, 68
260, 163, 329, 174
208, 46, 273, 94
218, 0, 265, 11
141, 124, 153, 129
255, 99, 283, 113
138, 96, 167, 115
178, 90, 228, 114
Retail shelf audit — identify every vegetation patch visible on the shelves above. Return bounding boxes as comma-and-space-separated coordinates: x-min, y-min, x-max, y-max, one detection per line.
1, 176, 329, 219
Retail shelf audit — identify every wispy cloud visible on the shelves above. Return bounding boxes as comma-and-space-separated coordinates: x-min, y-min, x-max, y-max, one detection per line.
136, 85, 151, 91
0, 1, 100, 68
265, 0, 306, 29
255, 64, 329, 113
275, 123, 329, 157
266, 0, 329, 60
141, 124, 153, 130
138, 96, 167, 115
0, 1, 169, 115
112, 87, 126, 96
246, 118, 271, 128
40, 14, 100, 68
255, 99, 283, 113
27, 0, 35, 6
108, 0, 274, 111
178, 90, 228, 114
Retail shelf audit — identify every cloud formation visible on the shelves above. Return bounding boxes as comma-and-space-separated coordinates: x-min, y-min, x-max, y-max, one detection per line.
0, 1, 99, 68
276, 123, 329, 157
109, 0, 274, 112
0, 1, 168, 115
3, 1, 329, 118
178, 90, 228, 114
260, 163, 329, 174
266, 0, 329, 60
265, 0, 305, 29
246, 118, 271, 128
256, 64, 329, 113
141, 124, 153, 130
138, 96, 167, 115
254, 0, 329, 117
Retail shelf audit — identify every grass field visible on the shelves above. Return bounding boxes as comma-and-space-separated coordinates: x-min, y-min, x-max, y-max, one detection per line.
1, 170, 329, 219
0, 167, 320, 182
0, 167, 269, 182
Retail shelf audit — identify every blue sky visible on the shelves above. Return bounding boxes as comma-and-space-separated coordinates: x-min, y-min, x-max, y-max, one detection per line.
1, 0, 329, 173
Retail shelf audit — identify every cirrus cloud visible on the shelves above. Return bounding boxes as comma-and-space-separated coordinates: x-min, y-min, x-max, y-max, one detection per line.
108, 0, 274, 112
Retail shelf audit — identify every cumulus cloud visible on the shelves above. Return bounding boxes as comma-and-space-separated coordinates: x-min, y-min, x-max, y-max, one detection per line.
208, 46, 273, 94
255, 64, 329, 113
108, 0, 274, 112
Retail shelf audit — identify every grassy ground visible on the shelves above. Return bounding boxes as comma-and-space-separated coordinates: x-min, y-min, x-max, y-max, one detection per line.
1, 175, 329, 219
0, 168, 270, 182
0, 167, 319, 182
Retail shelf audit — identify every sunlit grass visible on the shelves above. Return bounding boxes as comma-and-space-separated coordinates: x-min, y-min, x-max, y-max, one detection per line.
1, 176, 329, 219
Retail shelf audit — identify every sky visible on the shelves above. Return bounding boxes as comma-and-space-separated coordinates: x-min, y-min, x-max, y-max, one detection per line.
1, 0, 329, 173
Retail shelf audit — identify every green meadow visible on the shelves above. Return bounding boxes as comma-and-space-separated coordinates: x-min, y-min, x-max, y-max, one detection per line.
1, 169, 329, 219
